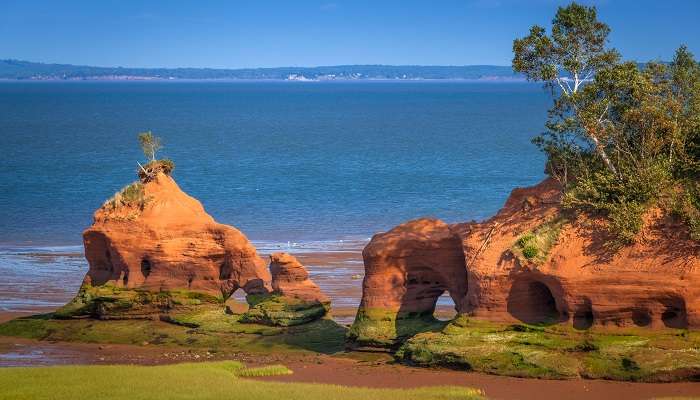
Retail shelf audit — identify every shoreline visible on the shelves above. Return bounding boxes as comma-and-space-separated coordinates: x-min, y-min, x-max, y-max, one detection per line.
1, 336, 698, 400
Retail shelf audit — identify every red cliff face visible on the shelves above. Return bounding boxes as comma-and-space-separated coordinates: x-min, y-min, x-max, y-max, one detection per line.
81, 172, 271, 298
350, 178, 700, 347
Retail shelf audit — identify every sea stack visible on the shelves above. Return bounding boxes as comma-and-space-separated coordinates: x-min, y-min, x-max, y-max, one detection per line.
349, 178, 700, 348
241, 252, 331, 326
59, 162, 327, 324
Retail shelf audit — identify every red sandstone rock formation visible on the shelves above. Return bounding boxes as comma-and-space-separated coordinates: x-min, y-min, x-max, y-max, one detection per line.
269, 252, 329, 304
82, 172, 271, 298
351, 178, 700, 346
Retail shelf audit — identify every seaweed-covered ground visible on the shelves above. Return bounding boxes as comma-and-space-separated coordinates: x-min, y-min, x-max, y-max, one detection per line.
2, 311, 700, 399
397, 316, 700, 382
2, 310, 700, 384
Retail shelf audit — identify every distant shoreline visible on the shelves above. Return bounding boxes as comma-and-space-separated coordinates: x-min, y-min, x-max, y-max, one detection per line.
0, 77, 528, 83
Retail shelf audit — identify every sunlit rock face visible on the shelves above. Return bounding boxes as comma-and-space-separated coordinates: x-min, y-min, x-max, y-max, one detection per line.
241, 253, 331, 326
349, 178, 700, 348
60, 171, 272, 319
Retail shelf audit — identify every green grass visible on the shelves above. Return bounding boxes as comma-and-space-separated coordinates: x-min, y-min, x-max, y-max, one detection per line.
512, 217, 566, 264
0, 361, 485, 400
397, 316, 700, 381
235, 364, 293, 377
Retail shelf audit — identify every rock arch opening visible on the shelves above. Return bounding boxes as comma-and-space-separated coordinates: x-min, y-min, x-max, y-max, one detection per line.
661, 296, 688, 329
225, 288, 249, 313
507, 277, 562, 324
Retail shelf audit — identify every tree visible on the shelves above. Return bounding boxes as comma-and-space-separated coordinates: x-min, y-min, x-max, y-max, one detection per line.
513, 2, 700, 244
513, 2, 620, 175
138, 131, 162, 162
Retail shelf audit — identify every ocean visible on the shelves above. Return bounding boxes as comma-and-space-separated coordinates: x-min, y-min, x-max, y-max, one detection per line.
0, 80, 550, 314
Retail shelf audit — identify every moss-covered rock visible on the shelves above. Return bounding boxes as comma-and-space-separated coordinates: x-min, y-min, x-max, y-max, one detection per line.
396, 315, 700, 381
55, 284, 223, 320
240, 294, 329, 327
347, 307, 448, 350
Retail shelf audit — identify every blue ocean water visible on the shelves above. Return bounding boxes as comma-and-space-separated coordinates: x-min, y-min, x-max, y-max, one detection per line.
0, 81, 549, 246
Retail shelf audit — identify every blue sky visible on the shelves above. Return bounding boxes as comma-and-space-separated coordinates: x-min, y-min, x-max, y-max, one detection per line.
1, 0, 699, 68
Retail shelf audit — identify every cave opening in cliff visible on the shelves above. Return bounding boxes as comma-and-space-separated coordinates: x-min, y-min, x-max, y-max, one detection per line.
661, 296, 688, 329
507, 278, 561, 324
573, 298, 594, 330
632, 308, 652, 327
141, 258, 152, 278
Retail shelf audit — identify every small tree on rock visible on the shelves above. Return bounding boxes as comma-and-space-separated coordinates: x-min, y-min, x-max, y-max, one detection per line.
138, 131, 162, 162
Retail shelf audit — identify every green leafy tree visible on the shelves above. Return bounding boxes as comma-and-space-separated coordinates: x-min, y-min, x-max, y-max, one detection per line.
138, 131, 162, 162
513, 2, 620, 176
513, 2, 700, 244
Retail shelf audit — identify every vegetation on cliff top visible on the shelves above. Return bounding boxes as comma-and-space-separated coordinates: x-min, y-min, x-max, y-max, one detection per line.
513, 2, 700, 244
136, 131, 175, 182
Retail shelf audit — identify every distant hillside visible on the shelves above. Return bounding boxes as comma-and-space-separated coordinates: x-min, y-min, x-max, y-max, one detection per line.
0, 59, 522, 81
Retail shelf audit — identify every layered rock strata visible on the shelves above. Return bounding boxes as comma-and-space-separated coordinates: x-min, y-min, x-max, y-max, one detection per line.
59, 170, 329, 325
242, 253, 330, 326
349, 178, 700, 347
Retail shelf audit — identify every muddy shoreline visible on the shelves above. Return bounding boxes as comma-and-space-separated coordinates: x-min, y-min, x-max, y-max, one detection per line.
0, 336, 698, 400
1, 248, 699, 399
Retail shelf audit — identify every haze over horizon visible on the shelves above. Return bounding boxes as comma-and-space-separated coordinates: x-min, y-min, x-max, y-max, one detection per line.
2, 0, 699, 69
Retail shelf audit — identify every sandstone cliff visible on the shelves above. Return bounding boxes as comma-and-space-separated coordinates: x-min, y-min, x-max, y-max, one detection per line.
349, 178, 700, 347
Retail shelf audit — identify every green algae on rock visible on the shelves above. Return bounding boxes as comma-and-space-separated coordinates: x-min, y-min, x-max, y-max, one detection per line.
241, 294, 330, 327
396, 316, 700, 381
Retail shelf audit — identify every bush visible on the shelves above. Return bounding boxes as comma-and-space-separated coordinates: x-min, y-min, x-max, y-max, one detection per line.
138, 159, 175, 182
522, 245, 539, 259
514, 219, 565, 263
562, 160, 671, 244
672, 183, 700, 240
104, 182, 147, 211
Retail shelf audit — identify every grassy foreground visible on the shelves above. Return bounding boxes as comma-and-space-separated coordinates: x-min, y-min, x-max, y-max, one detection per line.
2, 311, 700, 382
0, 361, 485, 400
397, 316, 700, 381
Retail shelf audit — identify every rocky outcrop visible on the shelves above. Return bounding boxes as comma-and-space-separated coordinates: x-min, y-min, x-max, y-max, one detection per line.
349, 178, 700, 348
242, 253, 330, 326
59, 170, 327, 324
269, 252, 330, 303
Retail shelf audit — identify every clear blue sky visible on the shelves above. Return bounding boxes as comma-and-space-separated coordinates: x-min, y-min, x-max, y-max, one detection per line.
1, 0, 699, 68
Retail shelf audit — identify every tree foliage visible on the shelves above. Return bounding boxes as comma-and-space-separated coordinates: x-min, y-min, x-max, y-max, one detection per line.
138, 131, 162, 162
513, 2, 700, 244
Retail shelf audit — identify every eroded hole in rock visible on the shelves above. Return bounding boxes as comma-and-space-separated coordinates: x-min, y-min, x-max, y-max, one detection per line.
632, 309, 652, 327
226, 288, 249, 314
573, 298, 594, 330
141, 258, 152, 278
122, 270, 129, 286
661, 296, 688, 329
507, 278, 560, 324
